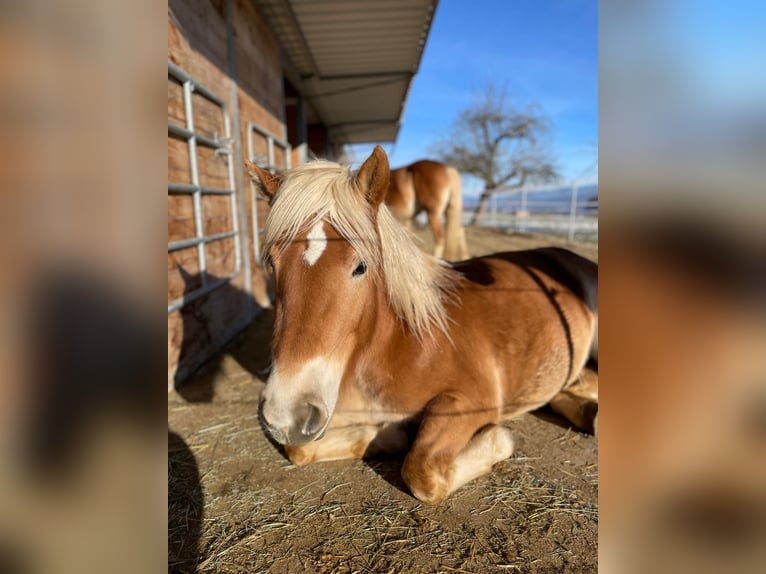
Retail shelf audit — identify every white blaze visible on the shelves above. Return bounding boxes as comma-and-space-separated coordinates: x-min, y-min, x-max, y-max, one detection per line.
303, 221, 327, 266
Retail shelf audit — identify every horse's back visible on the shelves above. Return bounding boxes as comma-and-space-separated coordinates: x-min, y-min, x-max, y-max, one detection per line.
515, 247, 597, 312
454, 248, 596, 304
408, 159, 448, 176
408, 160, 449, 187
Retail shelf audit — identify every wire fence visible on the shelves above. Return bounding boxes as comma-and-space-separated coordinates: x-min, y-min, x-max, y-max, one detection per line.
464, 181, 598, 242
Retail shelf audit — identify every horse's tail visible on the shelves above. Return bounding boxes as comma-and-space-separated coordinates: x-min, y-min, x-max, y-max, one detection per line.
444, 166, 469, 261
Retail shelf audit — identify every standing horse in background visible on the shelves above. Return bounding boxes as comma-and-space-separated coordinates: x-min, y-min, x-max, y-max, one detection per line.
245, 147, 598, 504
385, 160, 469, 261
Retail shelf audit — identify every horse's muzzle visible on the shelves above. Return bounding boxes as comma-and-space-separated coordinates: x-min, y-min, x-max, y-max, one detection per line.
258, 396, 328, 446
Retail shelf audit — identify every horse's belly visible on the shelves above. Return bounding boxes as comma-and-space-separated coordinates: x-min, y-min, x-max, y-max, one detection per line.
472, 299, 595, 418
499, 359, 572, 418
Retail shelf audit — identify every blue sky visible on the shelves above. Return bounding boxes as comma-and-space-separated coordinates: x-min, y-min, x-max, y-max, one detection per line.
603, 0, 766, 109
349, 0, 598, 195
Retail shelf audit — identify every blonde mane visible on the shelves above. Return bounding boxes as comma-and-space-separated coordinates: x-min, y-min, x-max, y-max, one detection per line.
262, 160, 458, 338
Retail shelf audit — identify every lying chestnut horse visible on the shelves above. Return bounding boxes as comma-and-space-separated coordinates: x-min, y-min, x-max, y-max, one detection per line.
245, 147, 598, 504
385, 159, 469, 261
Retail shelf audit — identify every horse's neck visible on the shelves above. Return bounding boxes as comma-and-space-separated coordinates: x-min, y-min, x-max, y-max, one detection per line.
353, 287, 425, 383
366, 286, 404, 346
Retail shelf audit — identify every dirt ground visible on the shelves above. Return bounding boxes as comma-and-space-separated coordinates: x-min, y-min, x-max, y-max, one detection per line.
169, 228, 598, 574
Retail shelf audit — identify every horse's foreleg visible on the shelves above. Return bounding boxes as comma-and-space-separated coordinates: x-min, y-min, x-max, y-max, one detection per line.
284, 423, 409, 466
402, 394, 511, 504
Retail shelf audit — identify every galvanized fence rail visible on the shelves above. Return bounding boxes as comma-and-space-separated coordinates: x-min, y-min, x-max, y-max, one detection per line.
467, 180, 598, 242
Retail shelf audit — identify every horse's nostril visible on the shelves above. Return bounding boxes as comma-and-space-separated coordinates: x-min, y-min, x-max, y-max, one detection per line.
301, 403, 325, 437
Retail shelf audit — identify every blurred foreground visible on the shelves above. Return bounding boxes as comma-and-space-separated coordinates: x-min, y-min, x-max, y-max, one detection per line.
0, 1, 166, 572
600, 1, 766, 573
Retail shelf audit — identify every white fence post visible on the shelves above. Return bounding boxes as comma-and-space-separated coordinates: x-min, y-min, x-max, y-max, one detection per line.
520, 187, 527, 233
568, 181, 578, 242
479, 180, 596, 241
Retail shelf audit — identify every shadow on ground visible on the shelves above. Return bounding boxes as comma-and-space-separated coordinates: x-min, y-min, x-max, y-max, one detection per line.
168, 430, 203, 574
173, 268, 275, 403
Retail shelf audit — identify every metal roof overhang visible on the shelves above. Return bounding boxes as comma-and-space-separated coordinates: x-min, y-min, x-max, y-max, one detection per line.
257, 0, 438, 144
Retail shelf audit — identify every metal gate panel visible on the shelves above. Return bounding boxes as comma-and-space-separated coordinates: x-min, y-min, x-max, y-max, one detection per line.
246, 122, 291, 265
167, 62, 241, 313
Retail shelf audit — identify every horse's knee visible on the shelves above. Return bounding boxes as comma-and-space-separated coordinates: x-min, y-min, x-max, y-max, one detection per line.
402, 452, 450, 505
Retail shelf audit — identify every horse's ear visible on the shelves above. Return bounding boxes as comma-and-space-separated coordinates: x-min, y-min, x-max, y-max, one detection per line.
355, 145, 390, 208
245, 160, 281, 204
177, 264, 193, 284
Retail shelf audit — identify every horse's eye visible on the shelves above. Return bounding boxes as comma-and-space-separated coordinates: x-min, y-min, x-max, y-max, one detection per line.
352, 261, 367, 277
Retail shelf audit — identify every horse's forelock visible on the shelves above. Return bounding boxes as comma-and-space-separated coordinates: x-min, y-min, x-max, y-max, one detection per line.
263, 160, 458, 339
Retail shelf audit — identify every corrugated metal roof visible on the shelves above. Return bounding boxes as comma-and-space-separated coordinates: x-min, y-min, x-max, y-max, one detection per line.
257, 0, 438, 144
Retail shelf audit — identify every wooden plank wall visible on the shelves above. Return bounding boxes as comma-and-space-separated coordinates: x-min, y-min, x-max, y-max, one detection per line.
168, 0, 284, 388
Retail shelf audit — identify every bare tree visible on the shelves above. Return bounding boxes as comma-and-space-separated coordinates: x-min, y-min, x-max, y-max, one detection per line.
434, 86, 558, 226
